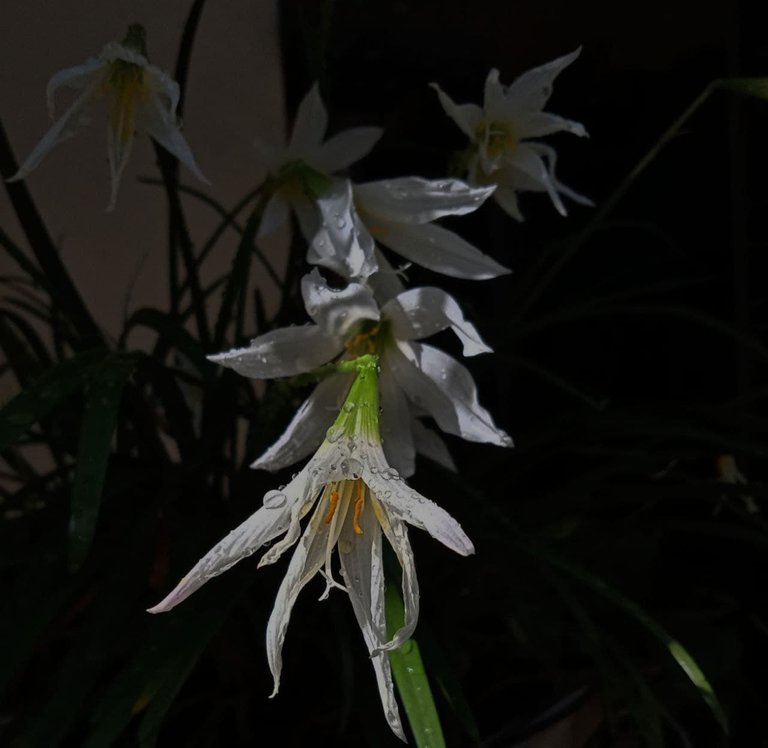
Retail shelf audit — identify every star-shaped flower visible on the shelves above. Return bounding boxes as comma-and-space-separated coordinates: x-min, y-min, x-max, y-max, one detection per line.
432, 48, 591, 220
148, 355, 474, 741
210, 268, 511, 479
8, 25, 208, 210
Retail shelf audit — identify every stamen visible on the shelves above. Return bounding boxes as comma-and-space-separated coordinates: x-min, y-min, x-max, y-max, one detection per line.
352, 480, 365, 535
324, 484, 340, 524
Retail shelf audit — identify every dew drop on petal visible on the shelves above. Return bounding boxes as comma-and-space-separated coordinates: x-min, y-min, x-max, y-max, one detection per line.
326, 425, 344, 443
263, 489, 287, 509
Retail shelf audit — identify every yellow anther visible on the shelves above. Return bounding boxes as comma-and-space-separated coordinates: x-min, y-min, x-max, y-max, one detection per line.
324, 486, 340, 525
352, 480, 365, 535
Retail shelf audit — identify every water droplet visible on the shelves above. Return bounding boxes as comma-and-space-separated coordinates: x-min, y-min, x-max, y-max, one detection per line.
338, 539, 353, 554
335, 218, 346, 229
326, 425, 343, 442
263, 489, 287, 509
340, 457, 363, 478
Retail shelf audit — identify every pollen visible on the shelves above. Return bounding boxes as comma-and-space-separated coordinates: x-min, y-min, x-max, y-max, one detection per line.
324, 484, 340, 524
352, 480, 365, 535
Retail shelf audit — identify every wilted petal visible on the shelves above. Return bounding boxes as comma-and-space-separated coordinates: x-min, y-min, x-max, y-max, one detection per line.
251, 373, 352, 472
373, 220, 510, 280
147, 499, 294, 613
314, 126, 383, 172
411, 418, 457, 472
502, 48, 582, 114
354, 177, 494, 225
308, 180, 377, 279
301, 268, 379, 336
429, 83, 483, 139
209, 324, 343, 379
378, 362, 416, 478
266, 489, 349, 695
389, 340, 513, 448
382, 286, 492, 356
288, 82, 328, 155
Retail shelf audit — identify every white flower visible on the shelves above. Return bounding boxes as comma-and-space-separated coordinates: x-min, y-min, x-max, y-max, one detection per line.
257, 83, 383, 240
148, 355, 474, 742
209, 268, 512, 479
432, 48, 591, 220
7, 25, 208, 211
308, 177, 510, 281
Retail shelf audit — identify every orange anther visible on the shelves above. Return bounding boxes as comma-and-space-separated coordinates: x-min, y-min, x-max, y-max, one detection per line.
352, 480, 365, 535
324, 487, 340, 524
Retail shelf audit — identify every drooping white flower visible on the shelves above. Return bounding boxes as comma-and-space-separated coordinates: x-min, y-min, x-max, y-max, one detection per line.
257, 83, 383, 240
432, 48, 591, 220
210, 268, 511, 479
148, 355, 474, 742
7, 25, 208, 211
308, 177, 510, 281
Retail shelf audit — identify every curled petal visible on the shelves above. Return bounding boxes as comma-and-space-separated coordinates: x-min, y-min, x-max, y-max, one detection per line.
209, 325, 343, 379
308, 180, 377, 280
373, 220, 510, 280
251, 374, 352, 472
354, 177, 493, 225
147, 500, 293, 613
382, 286, 492, 356
301, 268, 379, 336
389, 340, 513, 448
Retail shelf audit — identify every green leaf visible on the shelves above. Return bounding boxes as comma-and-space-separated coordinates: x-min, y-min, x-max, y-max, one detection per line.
69, 353, 138, 571
385, 585, 446, 748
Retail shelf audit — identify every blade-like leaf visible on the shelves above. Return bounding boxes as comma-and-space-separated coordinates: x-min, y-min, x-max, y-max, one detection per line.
385, 584, 446, 748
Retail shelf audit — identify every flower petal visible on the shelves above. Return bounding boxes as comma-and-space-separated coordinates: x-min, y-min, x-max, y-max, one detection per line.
258, 193, 290, 238
293, 193, 321, 243
505, 144, 568, 215
518, 111, 587, 139
429, 83, 483, 139
143, 92, 209, 183
288, 82, 328, 156
502, 47, 582, 114
266, 488, 350, 695
147, 499, 294, 613
373, 220, 510, 280
7, 83, 97, 183
354, 177, 494, 225
411, 418, 457, 472
308, 179, 377, 280
106, 117, 136, 212
208, 325, 343, 379
251, 374, 352, 472
382, 286, 492, 356
365, 457, 474, 556
493, 187, 525, 221
314, 126, 383, 172
46, 56, 106, 116
301, 268, 379, 336
378, 361, 416, 478
389, 340, 513, 447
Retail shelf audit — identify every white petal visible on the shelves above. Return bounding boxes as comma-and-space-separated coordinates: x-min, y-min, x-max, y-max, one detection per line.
143, 93, 208, 183
308, 179, 377, 280
288, 83, 328, 156
373, 220, 510, 280
301, 268, 379, 336
482, 68, 509, 122
106, 117, 136, 212
367, 250, 407, 305
493, 187, 525, 221
147, 499, 294, 613
429, 83, 483, 140
254, 135, 285, 173
257, 193, 290, 238
505, 144, 568, 215
266, 488, 350, 696
517, 111, 587, 139
411, 419, 457, 472
7, 83, 97, 183
365, 457, 474, 556
141, 62, 181, 117
209, 325, 343, 379
99, 41, 152, 69
528, 142, 593, 206
293, 194, 321, 243
46, 56, 106, 116
389, 340, 513, 448
378, 362, 416, 478
382, 286, 492, 356
354, 177, 493, 225
503, 48, 582, 114
251, 374, 352, 472
313, 126, 383, 172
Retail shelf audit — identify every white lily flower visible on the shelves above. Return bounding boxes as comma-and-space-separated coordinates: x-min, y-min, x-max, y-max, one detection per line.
432, 48, 591, 220
7, 25, 208, 211
257, 83, 383, 240
307, 176, 510, 281
210, 268, 511, 479
149, 355, 474, 742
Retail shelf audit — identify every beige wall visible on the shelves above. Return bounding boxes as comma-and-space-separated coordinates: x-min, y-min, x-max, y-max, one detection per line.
0, 0, 286, 361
